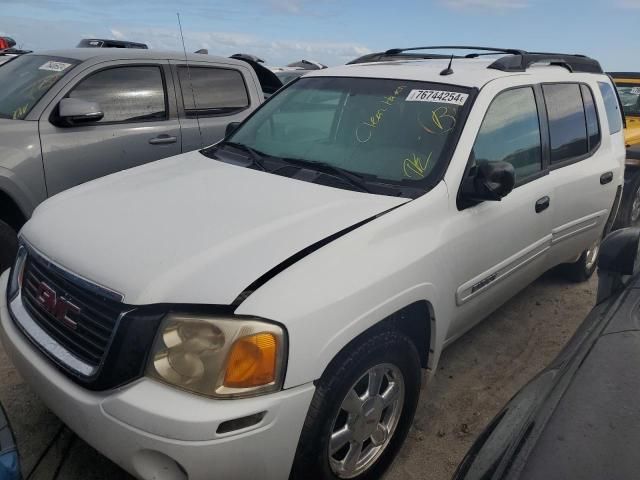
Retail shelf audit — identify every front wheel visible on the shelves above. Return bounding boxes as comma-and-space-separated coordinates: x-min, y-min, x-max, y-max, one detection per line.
290, 330, 421, 480
615, 171, 640, 229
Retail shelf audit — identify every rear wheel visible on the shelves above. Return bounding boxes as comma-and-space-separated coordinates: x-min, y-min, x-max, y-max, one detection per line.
0, 219, 18, 273
559, 237, 600, 282
290, 330, 421, 480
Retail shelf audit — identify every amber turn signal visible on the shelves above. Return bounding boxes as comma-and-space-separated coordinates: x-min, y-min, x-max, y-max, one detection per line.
224, 332, 278, 388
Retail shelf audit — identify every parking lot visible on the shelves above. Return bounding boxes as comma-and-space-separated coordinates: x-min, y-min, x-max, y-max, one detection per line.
0, 271, 597, 480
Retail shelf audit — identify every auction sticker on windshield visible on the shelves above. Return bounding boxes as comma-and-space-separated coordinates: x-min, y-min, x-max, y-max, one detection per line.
406, 89, 468, 106
39, 61, 72, 72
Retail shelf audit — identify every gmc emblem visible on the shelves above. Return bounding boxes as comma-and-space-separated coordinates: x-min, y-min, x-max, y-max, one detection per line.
35, 282, 80, 330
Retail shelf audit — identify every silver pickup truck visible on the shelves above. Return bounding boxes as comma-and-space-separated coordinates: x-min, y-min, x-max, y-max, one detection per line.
0, 49, 278, 270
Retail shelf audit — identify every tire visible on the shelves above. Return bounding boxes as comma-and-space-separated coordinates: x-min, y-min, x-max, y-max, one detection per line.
559, 237, 601, 282
0, 219, 18, 274
614, 171, 640, 229
290, 330, 422, 480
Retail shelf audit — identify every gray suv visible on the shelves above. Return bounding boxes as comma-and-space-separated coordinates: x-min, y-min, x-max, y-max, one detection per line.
0, 49, 271, 270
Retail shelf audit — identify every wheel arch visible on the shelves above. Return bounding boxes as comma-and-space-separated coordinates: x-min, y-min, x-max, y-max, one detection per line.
317, 300, 435, 384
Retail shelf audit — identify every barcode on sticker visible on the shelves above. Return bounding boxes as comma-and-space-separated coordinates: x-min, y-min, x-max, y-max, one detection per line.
39, 61, 72, 72
631, 87, 640, 95
406, 89, 468, 106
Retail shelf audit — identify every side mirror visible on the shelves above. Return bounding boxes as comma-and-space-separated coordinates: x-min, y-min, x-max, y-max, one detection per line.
597, 227, 640, 303
225, 121, 240, 137
57, 98, 103, 126
460, 160, 516, 206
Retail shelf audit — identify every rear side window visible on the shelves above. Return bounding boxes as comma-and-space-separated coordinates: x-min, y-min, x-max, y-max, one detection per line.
69, 66, 166, 123
543, 84, 588, 163
178, 67, 249, 117
472, 87, 542, 182
598, 81, 623, 134
581, 85, 601, 151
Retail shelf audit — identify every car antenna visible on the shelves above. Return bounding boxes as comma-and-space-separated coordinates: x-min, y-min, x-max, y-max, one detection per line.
177, 12, 204, 148
440, 54, 454, 76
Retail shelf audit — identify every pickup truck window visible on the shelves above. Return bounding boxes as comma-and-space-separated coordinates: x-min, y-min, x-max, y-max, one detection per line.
178, 66, 249, 117
472, 87, 542, 182
226, 77, 471, 187
0, 54, 79, 120
68, 66, 167, 123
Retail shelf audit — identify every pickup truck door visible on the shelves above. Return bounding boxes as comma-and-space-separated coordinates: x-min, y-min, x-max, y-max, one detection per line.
170, 61, 264, 151
445, 84, 554, 340
38, 60, 182, 196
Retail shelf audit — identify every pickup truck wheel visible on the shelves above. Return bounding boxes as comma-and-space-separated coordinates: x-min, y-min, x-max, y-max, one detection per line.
560, 238, 600, 282
290, 330, 421, 480
0, 220, 18, 274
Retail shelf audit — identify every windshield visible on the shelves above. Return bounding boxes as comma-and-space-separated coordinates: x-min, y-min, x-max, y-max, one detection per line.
0, 55, 79, 120
221, 77, 472, 192
616, 82, 640, 117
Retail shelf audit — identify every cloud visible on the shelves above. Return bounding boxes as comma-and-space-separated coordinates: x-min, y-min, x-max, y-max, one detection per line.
440, 0, 529, 9
109, 25, 371, 65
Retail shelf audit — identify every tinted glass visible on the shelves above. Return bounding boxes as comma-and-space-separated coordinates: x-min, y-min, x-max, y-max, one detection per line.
0, 55, 79, 120
227, 77, 472, 185
543, 84, 588, 162
178, 67, 249, 115
581, 85, 601, 151
598, 81, 623, 134
615, 82, 640, 117
69, 66, 166, 123
473, 87, 542, 181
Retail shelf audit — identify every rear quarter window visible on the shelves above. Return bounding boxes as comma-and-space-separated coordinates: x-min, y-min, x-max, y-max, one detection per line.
598, 81, 623, 134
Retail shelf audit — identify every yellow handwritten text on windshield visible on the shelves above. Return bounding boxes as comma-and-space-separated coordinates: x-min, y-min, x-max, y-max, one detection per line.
403, 152, 432, 180
356, 85, 406, 143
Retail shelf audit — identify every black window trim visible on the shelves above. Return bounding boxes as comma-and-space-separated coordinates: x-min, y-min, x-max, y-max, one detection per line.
175, 64, 252, 119
58, 63, 170, 127
542, 81, 603, 172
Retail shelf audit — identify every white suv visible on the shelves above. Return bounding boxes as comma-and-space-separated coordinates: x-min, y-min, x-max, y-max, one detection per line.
0, 47, 625, 480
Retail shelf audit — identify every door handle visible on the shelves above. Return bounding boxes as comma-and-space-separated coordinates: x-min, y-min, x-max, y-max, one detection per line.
600, 171, 613, 185
149, 134, 177, 145
535, 196, 550, 213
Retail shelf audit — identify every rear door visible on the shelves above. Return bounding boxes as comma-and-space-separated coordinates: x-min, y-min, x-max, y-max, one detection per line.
544, 81, 623, 266
171, 62, 260, 151
39, 60, 181, 196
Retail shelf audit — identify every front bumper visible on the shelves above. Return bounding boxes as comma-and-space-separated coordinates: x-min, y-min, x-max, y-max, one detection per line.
0, 271, 314, 480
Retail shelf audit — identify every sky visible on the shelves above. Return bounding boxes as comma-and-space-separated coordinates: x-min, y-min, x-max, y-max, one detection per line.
0, 0, 638, 70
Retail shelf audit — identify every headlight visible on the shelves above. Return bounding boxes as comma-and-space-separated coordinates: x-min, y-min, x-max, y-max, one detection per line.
7, 245, 27, 301
146, 313, 287, 399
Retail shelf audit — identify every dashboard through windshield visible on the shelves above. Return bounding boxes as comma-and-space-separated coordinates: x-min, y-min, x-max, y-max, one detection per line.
208, 76, 473, 196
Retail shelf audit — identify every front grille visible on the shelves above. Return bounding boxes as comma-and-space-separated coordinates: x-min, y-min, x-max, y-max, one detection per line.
20, 254, 125, 368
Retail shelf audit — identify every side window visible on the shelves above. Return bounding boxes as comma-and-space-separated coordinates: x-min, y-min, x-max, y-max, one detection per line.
69, 66, 166, 123
598, 81, 623, 134
543, 84, 588, 163
473, 87, 542, 182
581, 84, 601, 151
178, 67, 249, 117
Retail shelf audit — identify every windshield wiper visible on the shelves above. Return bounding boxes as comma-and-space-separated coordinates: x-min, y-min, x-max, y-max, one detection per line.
221, 141, 267, 171
279, 158, 374, 193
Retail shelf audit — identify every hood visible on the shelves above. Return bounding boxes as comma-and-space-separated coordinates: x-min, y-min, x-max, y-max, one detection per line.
23, 151, 407, 305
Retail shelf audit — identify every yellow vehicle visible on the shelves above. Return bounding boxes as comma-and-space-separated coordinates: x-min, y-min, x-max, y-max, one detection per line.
611, 72, 640, 226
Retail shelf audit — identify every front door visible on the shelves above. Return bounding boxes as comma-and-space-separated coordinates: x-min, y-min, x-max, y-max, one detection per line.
39, 61, 182, 196
446, 85, 554, 339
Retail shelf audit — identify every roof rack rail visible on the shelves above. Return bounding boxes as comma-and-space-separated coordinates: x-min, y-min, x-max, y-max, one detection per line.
384, 46, 525, 56
379, 46, 603, 74
489, 52, 603, 73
